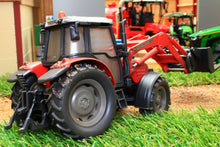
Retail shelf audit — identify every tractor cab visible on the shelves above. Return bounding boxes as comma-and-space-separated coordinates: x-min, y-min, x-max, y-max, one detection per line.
122, 0, 168, 26
161, 12, 196, 46
40, 16, 122, 84
105, 0, 170, 38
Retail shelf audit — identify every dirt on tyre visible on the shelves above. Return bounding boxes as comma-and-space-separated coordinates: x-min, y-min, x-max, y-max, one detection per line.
49, 64, 116, 138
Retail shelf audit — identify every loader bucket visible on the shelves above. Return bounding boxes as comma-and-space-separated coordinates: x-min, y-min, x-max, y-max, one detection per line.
187, 47, 220, 73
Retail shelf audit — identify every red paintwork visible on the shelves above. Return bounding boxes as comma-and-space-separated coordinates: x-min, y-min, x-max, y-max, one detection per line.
125, 26, 145, 39
13, 2, 23, 68
126, 32, 188, 83
130, 62, 148, 83
145, 23, 170, 35
105, 4, 118, 23
51, 58, 116, 85
19, 62, 48, 78
105, 5, 170, 39
18, 58, 116, 86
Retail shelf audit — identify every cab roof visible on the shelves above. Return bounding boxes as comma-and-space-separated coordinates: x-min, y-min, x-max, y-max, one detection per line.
132, 0, 164, 2
45, 16, 113, 28
164, 12, 194, 18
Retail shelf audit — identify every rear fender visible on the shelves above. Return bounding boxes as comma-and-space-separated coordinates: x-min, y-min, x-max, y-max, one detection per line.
7, 70, 32, 83
134, 72, 162, 109
38, 58, 116, 85
7, 62, 48, 83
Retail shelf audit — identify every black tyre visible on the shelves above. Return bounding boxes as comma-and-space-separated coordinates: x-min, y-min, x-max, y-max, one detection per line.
212, 42, 220, 62
10, 75, 37, 126
49, 64, 116, 138
139, 77, 170, 114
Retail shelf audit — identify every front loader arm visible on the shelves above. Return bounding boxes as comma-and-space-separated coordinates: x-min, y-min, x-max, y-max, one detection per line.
126, 32, 219, 83
128, 32, 188, 74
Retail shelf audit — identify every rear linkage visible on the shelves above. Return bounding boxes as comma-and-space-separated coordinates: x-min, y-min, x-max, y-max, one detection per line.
4, 74, 50, 133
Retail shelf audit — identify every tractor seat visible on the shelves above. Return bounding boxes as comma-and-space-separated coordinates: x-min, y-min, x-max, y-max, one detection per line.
139, 12, 154, 26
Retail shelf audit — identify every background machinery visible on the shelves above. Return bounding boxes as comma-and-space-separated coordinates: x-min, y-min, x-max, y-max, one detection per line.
4, 16, 219, 138
161, 12, 196, 46
105, 0, 170, 38
189, 25, 220, 63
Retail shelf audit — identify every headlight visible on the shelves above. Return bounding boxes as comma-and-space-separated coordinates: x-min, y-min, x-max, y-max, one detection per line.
190, 36, 201, 47
191, 36, 198, 41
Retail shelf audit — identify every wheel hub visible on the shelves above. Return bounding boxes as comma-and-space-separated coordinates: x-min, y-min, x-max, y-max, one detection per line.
69, 79, 107, 127
155, 86, 167, 111
156, 95, 161, 105
80, 98, 90, 109
71, 86, 96, 116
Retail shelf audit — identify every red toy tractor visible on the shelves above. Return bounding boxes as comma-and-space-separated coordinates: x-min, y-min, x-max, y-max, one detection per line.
105, 0, 170, 38
5, 16, 219, 138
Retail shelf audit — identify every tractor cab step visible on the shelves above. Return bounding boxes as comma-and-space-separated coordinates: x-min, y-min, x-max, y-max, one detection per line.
116, 89, 128, 109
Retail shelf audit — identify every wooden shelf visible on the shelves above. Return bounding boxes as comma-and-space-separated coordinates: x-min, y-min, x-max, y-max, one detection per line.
21, 0, 40, 7
177, 3, 197, 7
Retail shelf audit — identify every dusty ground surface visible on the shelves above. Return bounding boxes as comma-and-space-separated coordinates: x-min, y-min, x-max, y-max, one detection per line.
0, 85, 220, 124
170, 85, 220, 110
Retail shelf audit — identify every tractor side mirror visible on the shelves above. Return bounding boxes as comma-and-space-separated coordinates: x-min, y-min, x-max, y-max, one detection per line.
70, 22, 80, 41
39, 29, 46, 45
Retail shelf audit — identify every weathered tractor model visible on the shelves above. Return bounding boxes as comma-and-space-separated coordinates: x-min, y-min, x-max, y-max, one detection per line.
5, 16, 219, 138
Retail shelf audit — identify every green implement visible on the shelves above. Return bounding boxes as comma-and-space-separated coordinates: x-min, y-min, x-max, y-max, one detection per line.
189, 26, 220, 63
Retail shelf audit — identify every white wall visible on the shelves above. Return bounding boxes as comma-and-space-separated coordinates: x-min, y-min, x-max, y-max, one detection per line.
0, 2, 17, 75
198, 0, 220, 30
21, 5, 34, 62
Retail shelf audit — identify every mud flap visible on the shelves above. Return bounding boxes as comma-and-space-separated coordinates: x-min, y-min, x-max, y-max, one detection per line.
187, 47, 216, 73
38, 67, 68, 83
7, 70, 31, 83
134, 72, 162, 109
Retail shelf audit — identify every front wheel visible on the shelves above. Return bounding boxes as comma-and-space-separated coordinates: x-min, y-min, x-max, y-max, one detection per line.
139, 77, 170, 114
49, 64, 116, 138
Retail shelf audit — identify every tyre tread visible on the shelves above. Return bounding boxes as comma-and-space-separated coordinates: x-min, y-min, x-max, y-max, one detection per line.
49, 63, 116, 138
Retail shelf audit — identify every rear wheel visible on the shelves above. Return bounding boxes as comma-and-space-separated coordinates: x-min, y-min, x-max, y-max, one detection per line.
49, 64, 116, 138
139, 77, 170, 114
